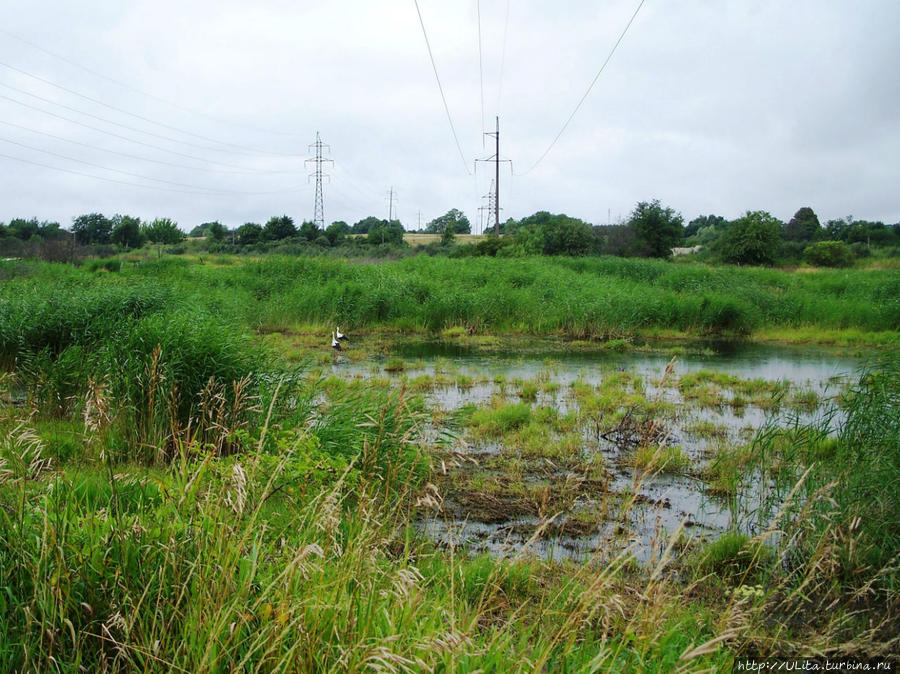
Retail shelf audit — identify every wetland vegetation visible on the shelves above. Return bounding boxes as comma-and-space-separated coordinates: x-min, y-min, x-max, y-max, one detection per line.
0, 255, 897, 670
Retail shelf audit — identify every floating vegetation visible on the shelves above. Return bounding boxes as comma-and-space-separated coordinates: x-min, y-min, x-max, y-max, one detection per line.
384, 357, 406, 372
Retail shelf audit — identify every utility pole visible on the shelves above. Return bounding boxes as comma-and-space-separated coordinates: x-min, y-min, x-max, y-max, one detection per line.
476, 116, 510, 236
305, 132, 332, 230
493, 116, 499, 234
382, 186, 397, 244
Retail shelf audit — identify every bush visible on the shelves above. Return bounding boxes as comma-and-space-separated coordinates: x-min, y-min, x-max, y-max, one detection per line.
776, 240, 806, 266
803, 240, 855, 268
717, 211, 782, 266
849, 241, 871, 259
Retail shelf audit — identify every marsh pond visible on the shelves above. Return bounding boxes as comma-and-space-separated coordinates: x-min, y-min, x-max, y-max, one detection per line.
322, 339, 859, 564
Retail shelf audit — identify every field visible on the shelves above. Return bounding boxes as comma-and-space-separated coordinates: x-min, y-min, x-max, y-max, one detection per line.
0, 255, 898, 670
402, 233, 489, 245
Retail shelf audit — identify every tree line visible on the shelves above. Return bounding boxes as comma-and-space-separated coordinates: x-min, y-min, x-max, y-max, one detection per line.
2, 203, 897, 266
455, 202, 899, 267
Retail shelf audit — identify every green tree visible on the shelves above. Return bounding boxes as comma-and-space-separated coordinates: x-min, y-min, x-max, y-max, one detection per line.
517, 212, 596, 256
843, 220, 896, 246
595, 224, 638, 257
627, 200, 684, 258
298, 221, 320, 242
717, 210, 782, 266
188, 222, 216, 238
72, 213, 112, 245
685, 214, 726, 240
426, 208, 471, 234
142, 218, 185, 244
367, 220, 404, 245
263, 215, 296, 241
189, 221, 228, 241
783, 207, 821, 242
236, 222, 263, 245
8, 217, 41, 241
326, 221, 350, 245
825, 217, 852, 241
208, 222, 228, 241
110, 214, 144, 249
351, 216, 383, 234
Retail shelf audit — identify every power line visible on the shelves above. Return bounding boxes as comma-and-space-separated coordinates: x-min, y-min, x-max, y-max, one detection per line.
0, 60, 298, 157
0, 136, 298, 194
0, 91, 285, 172
0, 26, 300, 138
0, 118, 301, 176
413, 0, 472, 175
0, 78, 264, 157
477, 0, 485, 140
0, 150, 303, 195
518, 0, 646, 175
496, 0, 511, 114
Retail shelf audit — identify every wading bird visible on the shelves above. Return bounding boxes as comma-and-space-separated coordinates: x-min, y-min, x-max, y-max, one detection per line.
336, 327, 347, 341
331, 331, 341, 351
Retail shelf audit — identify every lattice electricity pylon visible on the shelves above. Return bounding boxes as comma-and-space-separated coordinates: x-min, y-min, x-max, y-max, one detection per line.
475, 117, 511, 236
478, 179, 503, 235
305, 132, 333, 230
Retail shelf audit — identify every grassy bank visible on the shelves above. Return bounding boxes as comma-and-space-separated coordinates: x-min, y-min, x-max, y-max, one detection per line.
2, 255, 898, 346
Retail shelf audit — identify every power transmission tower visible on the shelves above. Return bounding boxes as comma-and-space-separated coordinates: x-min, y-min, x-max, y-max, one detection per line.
380, 187, 398, 244
305, 132, 333, 229
475, 116, 511, 236
478, 179, 498, 236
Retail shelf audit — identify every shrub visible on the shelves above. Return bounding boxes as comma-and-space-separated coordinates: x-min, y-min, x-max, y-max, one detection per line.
803, 240, 854, 268
717, 211, 782, 266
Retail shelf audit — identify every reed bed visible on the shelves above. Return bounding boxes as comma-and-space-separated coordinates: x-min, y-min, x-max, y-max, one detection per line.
4, 255, 897, 342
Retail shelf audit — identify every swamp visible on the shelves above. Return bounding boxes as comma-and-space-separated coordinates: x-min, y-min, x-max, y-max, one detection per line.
0, 255, 898, 671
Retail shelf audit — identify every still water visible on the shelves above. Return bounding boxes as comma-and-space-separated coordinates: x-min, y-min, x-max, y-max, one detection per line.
332, 340, 861, 563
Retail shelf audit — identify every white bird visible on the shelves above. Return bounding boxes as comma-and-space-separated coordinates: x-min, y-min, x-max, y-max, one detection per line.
331, 331, 341, 350
336, 326, 348, 341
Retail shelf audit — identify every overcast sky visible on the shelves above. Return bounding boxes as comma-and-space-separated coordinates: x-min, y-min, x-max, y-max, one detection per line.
1, 1, 898, 233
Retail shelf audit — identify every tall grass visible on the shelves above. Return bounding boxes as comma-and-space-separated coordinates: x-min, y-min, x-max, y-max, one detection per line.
0, 257, 897, 668
779, 351, 900, 592
3, 256, 898, 340
192, 255, 900, 337
697, 350, 900, 656
0, 275, 269, 458
0, 403, 738, 671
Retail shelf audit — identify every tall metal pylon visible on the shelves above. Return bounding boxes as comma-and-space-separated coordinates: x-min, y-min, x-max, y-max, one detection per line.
387, 186, 396, 222
475, 116, 510, 236
305, 132, 333, 230
478, 179, 497, 235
